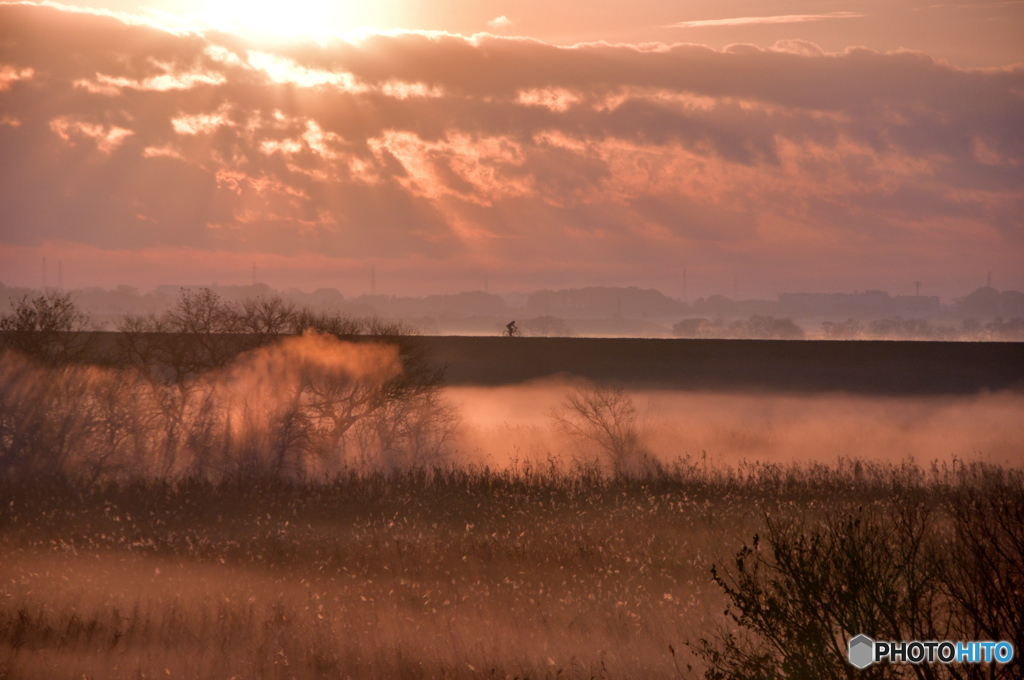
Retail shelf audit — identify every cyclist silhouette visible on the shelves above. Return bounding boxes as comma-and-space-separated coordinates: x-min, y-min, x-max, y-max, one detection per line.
505, 320, 520, 337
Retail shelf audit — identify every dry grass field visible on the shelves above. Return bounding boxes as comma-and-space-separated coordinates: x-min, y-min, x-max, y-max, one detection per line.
2, 460, 1021, 680
0, 463, 744, 679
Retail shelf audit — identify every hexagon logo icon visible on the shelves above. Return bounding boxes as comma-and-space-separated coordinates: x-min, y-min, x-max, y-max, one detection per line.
848, 634, 874, 669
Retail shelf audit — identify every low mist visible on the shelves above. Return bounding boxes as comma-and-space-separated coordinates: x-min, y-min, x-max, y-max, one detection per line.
0, 333, 454, 482
448, 380, 1024, 470
3, 328, 1022, 483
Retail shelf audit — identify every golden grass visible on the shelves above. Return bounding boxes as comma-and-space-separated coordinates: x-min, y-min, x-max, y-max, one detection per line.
0, 461, 1004, 679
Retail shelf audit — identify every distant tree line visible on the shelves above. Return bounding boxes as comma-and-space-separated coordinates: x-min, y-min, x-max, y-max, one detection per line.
822, 316, 1024, 341
673, 316, 806, 340
671, 314, 1024, 340
519, 315, 576, 337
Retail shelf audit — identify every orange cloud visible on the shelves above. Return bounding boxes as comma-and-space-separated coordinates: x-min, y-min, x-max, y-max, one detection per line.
670, 13, 863, 29
0, 64, 33, 89
1, 2, 1022, 297
171, 106, 234, 135
49, 117, 133, 153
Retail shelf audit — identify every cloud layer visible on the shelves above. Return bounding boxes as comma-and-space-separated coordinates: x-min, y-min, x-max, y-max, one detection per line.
670, 12, 863, 28
1, 3, 1022, 295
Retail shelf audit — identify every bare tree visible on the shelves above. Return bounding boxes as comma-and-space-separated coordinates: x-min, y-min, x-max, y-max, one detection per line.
551, 385, 651, 476
0, 291, 93, 365
1, 288, 455, 482
163, 287, 241, 334
237, 296, 298, 338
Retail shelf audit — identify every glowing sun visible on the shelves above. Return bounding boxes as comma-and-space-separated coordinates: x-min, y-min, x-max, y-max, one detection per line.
201, 0, 356, 38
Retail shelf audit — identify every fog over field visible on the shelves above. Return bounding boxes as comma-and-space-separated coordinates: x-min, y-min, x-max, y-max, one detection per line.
450, 382, 1024, 471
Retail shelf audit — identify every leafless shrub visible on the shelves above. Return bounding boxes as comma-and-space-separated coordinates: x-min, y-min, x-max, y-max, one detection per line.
693, 465, 1024, 679
551, 385, 652, 476
352, 387, 460, 468
945, 471, 1024, 663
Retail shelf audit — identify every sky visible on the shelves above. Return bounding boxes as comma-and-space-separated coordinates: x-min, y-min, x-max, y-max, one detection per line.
0, 0, 1022, 300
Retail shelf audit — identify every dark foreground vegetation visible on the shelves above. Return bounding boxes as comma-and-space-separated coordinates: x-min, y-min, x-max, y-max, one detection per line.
1, 461, 1022, 679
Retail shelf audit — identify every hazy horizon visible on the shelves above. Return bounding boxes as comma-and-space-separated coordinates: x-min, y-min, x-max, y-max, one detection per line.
2, 270, 1020, 305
